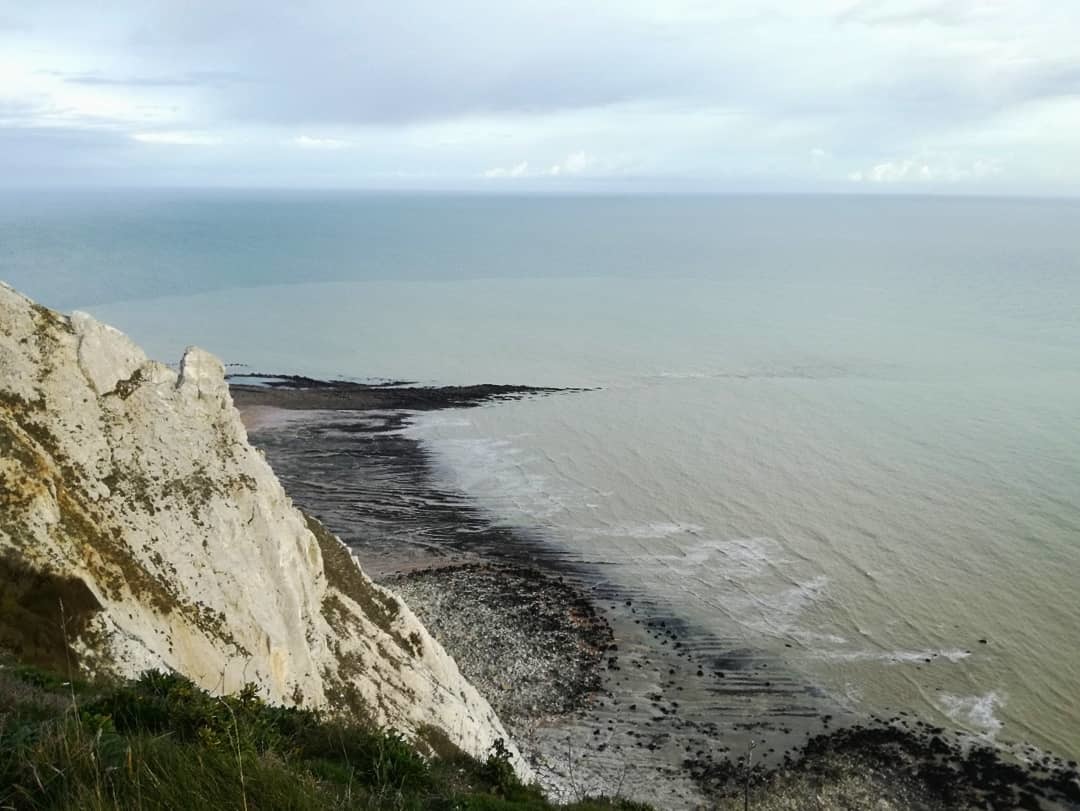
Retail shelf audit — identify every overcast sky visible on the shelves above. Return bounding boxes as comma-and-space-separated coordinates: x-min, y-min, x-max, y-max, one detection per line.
2, 1, 1079, 192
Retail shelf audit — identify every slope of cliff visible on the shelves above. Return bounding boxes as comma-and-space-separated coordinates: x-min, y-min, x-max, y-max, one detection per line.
0, 282, 527, 778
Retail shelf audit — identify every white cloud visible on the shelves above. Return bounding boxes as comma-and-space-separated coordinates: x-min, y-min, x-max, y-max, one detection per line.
548, 150, 592, 176
131, 131, 221, 145
4, 2, 1080, 190
849, 156, 1002, 183
291, 135, 348, 149
482, 160, 531, 179
484, 151, 593, 179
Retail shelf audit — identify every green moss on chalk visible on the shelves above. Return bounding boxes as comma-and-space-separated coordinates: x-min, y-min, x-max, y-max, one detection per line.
305, 513, 420, 657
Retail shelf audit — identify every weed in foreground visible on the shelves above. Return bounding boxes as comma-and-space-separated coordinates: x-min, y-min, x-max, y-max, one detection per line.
0, 664, 653, 810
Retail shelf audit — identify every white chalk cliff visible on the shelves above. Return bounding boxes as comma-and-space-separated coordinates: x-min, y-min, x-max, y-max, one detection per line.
0, 282, 528, 778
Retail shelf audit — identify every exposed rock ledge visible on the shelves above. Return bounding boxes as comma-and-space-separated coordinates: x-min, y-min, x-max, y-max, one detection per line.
0, 282, 529, 780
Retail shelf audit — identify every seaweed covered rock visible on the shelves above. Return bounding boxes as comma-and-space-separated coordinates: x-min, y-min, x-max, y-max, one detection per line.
0, 282, 529, 779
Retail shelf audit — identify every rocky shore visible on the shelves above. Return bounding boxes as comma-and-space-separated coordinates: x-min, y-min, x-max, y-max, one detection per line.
389, 564, 611, 729
235, 377, 1080, 810
229, 373, 577, 411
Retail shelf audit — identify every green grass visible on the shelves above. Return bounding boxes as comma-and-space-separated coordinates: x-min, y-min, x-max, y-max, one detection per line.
0, 663, 652, 811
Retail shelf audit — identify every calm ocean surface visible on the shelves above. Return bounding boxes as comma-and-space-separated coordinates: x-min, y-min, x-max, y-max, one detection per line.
3, 190, 1079, 758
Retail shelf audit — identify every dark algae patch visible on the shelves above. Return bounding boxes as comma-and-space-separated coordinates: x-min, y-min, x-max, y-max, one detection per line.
107, 366, 148, 400
230, 374, 587, 412
685, 722, 1080, 810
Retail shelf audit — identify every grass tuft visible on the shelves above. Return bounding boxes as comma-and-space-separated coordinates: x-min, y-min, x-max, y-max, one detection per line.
0, 661, 652, 810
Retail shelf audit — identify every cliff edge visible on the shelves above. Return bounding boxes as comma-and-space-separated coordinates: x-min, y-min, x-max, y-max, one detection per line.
0, 282, 528, 778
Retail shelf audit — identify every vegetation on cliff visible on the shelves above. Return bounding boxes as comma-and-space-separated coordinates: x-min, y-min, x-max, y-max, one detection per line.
0, 660, 651, 810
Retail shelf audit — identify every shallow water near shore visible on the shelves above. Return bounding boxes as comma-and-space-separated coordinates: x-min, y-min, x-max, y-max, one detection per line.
7, 191, 1080, 768
405, 373, 1080, 760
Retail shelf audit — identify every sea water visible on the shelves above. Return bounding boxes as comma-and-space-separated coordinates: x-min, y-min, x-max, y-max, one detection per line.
4, 190, 1079, 758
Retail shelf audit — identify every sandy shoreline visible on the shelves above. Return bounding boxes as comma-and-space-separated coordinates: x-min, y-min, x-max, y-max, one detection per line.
235, 386, 1080, 810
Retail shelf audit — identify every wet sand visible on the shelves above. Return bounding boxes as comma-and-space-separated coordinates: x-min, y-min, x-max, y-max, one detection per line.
235, 381, 1080, 810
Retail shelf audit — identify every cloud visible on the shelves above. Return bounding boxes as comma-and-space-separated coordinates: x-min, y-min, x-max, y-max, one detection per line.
484, 151, 592, 180
0, 125, 136, 185
837, 0, 1001, 28
132, 131, 222, 145
290, 135, 348, 149
58, 70, 243, 88
83, 1, 695, 127
849, 156, 1002, 183
0, 125, 130, 151
0, 98, 48, 125
548, 150, 591, 176
2, 1, 1080, 190
483, 160, 530, 179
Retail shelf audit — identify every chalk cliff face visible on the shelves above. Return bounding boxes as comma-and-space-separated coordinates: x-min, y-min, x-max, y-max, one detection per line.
0, 283, 527, 777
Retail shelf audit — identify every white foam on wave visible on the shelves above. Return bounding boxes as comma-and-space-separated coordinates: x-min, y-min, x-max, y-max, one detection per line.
402, 413, 474, 433
937, 691, 1005, 738
715, 574, 831, 638
574, 521, 705, 541
653, 536, 785, 576
774, 574, 829, 621
644, 536, 831, 637
648, 363, 863, 383
791, 630, 850, 645
810, 648, 971, 665
655, 371, 710, 380
405, 419, 576, 525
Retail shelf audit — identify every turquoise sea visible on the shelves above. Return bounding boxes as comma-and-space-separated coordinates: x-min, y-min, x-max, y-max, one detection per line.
3, 190, 1079, 759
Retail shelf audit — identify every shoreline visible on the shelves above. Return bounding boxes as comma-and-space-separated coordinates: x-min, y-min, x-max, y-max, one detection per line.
229, 374, 581, 412
235, 381, 1080, 809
